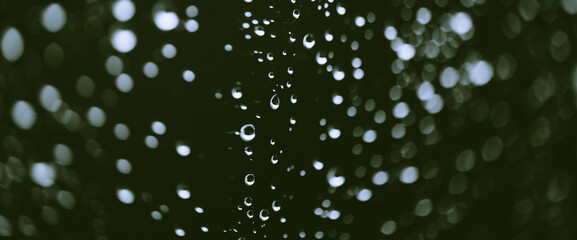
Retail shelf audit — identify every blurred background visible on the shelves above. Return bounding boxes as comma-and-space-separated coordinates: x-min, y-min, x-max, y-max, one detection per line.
1, 0, 577, 239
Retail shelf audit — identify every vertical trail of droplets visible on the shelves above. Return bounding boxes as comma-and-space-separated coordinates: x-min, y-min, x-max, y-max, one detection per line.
229, 0, 303, 238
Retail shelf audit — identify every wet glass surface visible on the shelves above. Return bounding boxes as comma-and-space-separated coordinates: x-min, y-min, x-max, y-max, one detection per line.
1, 0, 577, 239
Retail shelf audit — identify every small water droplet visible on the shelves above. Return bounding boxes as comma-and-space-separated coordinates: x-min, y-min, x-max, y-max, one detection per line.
244, 146, 253, 156
259, 209, 270, 221
232, 86, 243, 99
292, 9, 300, 19
270, 94, 280, 110
272, 200, 281, 211
303, 33, 316, 49
245, 174, 255, 186
244, 197, 253, 206
240, 124, 256, 142
254, 26, 265, 36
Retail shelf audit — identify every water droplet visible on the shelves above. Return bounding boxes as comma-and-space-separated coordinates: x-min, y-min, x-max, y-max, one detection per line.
332, 94, 343, 105
400, 166, 419, 184
354, 16, 366, 27
245, 174, 255, 186
362, 130, 377, 143
333, 69, 345, 81
161, 43, 177, 59
240, 124, 256, 142
561, 0, 577, 14
372, 171, 389, 185
450, 12, 473, 35
244, 197, 253, 206
39, 85, 62, 112
30, 162, 56, 187
416, 7, 432, 25
336, 4, 346, 15
468, 60, 493, 86
290, 94, 297, 103
259, 209, 270, 221
303, 33, 316, 49
176, 143, 191, 157
87, 107, 106, 127
254, 26, 265, 36
417, 81, 435, 101
316, 52, 328, 65
116, 159, 132, 174
440, 67, 459, 88
292, 9, 300, 19
186, 5, 199, 18
113, 0, 135, 22
111, 29, 137, 53
384, 26, 397, 40
11, 101, 36, 130
177, 184, 191, 199
393, 102, 409, 119
327, 167, 345, 187
117, 189, 135, 204
194, 207, 204, 213
357, 189, 372, 202
380, 220, 397, 235
272, 200, 281, 211
115, 73, 134, 93
42, 4, 67, 32
175, 228, 185, 236
114, 123, 130, 140
145, 135, 159, 149
1, 27, 24, 62
244, 146, 253, 156
154, 11, 179, 31
414, 198, 433, 217
143, 62, 159, 78
397, 43, 415, 61
152, 121, 166, 135
270, 94, 280, 110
